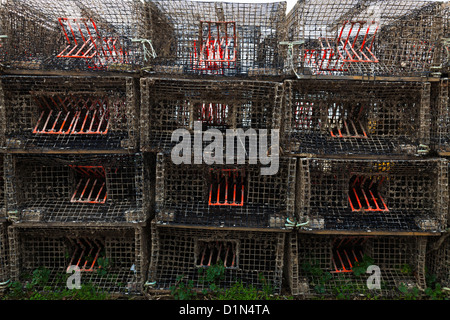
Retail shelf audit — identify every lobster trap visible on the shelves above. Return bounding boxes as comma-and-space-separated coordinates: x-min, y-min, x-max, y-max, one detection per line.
155, 154, 296, 230
147, 221, 285, 294
140, 77, 283, 153
440, 3, 450, 74
285, 0, 444, 77
4, 153, 153, 224
286, 233, 429, 297
0, 76, 139, 152
0, 155, 4, 219
427, 235, 450, 289
296, 158, 448, 232
141, 0, 287, 77
283, 79, 431, 156
0, 0, 143, 72
7, 225, 150, 294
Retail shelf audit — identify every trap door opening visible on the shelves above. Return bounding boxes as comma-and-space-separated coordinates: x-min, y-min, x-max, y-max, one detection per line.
32, 94, 110, 135
67, 237, 106, 272
70, 165, 108, 204
348, 174, 389, 212
196, 240, 239, 269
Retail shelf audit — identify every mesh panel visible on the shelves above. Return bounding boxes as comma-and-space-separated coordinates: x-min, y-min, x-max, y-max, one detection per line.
140, 77, 283, 153
287, 233, 428, 297
8, 225, 148, 294
284, 80, 431, 156
0, 0, 143, 72
148, 222, 285, 293
0, 76, 139, 151
0, 221, 9, 284
431, 79, 450, 154
286, 0, 444, 77
5, 153, 148, 223
142, 0, 287, 76
297, 158, 448, 232
155, 154, 296, 229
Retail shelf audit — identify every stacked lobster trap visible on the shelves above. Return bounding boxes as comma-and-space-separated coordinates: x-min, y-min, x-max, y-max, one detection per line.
7, 225, 150, 294
0, 0, 153, 296
0, 0, 449, 299
0, 0, 145, 72
140, 0, 288, 77
284, 0, 450, 298
0, 75, 140, 152
282, 79, 432, 157
140, 0, 294, 291
143, 77, 295, 294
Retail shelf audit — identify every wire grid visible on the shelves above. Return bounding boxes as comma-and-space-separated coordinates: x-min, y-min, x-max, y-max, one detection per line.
297, 158, 448, 232
286, 0, 444, 77
283, 79, 431, 156
431, 79, 450, 154
142, 0, 287, 76
0, 221, 9, 284
287, 233, 428, 297
140, 77, 283, 153
155, 153, 296, 229
147, 221, 285, 293
0, 75, 139, 152
427, 236, 450, 288
7, 225, 148, 295
5, 153, 148, 223
0, 0, 143, 72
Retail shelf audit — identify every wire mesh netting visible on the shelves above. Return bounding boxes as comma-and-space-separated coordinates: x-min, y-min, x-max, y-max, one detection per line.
431, 79, 450, 154
141, 0, 287, 77
427, 235, 450, 288
7, 225, 149, 294
147, 221, 285, 293
283, 79, 431, 156
155, 153, 296, 229
440, 3, 450, 74
296, 158, 448, 232
286, 233, 429, 297
140, 77, 283, 154
4, 153, 152, 224
0, 75, 140, 152
0, 221, 9, 286
285, 0, 445, 77
0, 0, 143, 72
